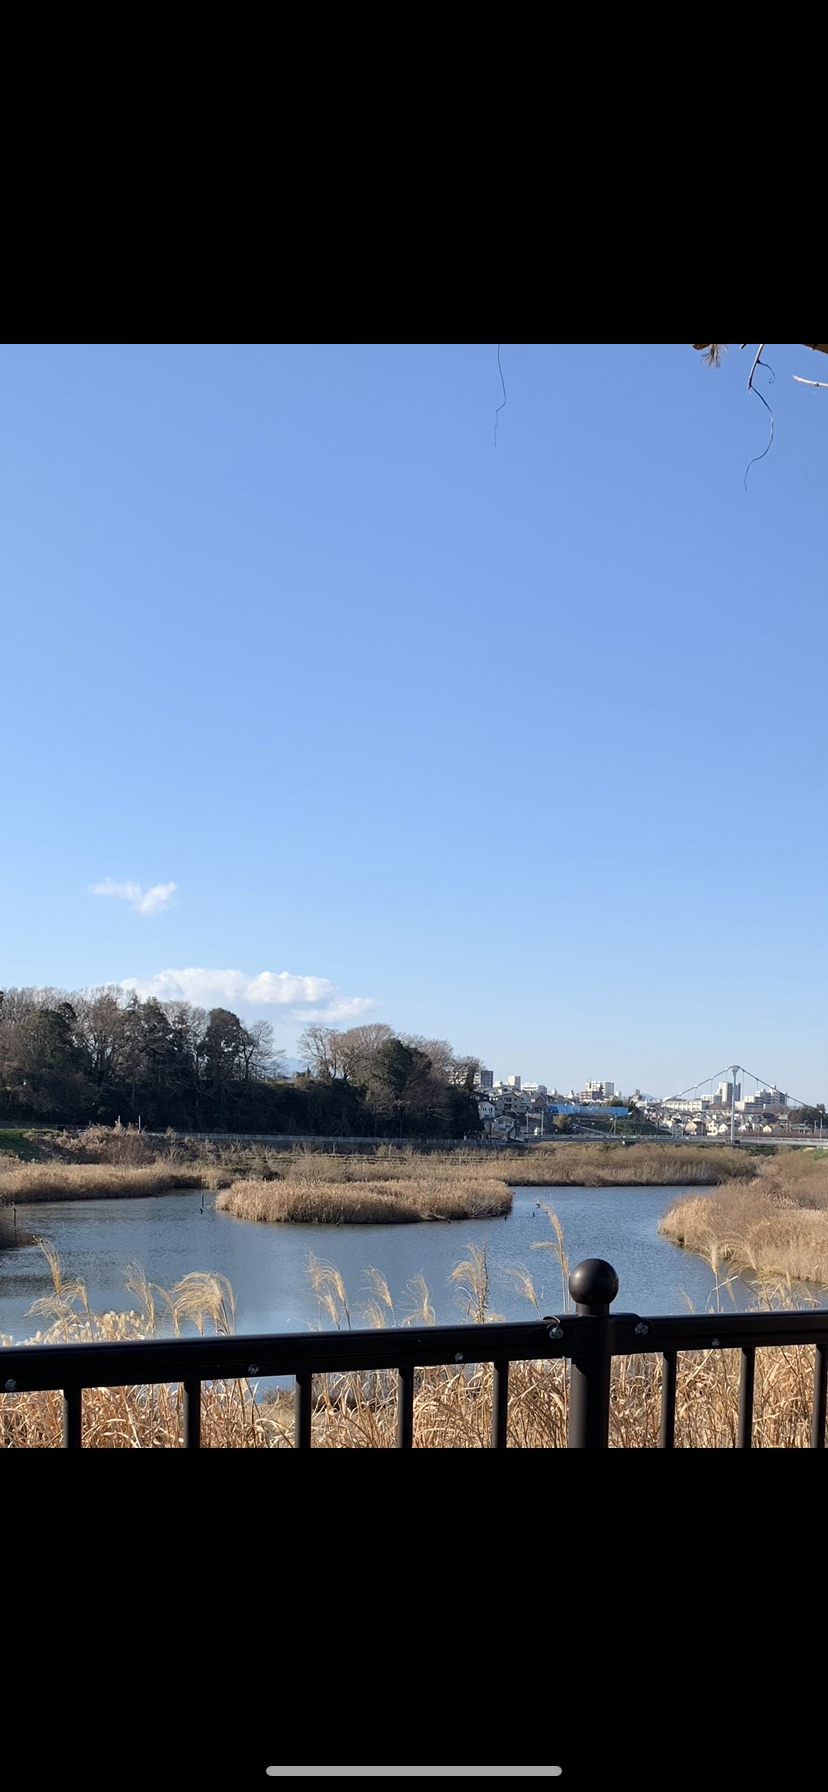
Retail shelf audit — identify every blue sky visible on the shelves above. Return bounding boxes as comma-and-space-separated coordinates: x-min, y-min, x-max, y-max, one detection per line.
2, 344, 825, 1099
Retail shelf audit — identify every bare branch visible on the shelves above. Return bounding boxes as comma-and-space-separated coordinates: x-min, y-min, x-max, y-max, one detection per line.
741, 346, 776, 488
793, 376, 828, 389
747, 344, 767, 391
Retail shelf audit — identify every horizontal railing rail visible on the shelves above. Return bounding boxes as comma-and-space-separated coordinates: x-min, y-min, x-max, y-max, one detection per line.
2, 1260, 827, 1448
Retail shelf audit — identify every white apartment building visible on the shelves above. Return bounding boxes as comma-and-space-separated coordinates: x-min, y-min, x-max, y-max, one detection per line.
663, 1097, 712, 1115
716, 1081, 742, 1106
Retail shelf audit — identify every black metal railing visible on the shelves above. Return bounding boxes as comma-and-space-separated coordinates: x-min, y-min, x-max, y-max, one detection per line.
3, 1259, 828, 1448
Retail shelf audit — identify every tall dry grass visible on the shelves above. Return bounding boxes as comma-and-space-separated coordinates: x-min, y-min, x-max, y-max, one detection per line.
216, 1173, 512, 1225
6, 1126, 756, 1196
0, 1162, 205, 1202
497, 1140, 753, 1187
0, 1138, 731, 1215
3, 1219, 823, 1447
0, 1126, 791, 1250
278, 1214, 823, 1448
0, 1242, 274, 1448
42, 1124, 161, 1166
213, 1139, 749, 1228
660, 1151, 828, 1287
257, 1139, 749, 1189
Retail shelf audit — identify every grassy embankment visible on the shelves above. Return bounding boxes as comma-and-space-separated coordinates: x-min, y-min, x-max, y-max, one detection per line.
660, 1150, 828, 1285
0, 1130, 42, 1161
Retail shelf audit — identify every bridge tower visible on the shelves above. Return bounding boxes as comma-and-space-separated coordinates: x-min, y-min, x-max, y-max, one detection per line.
730, 1064, 740, 1145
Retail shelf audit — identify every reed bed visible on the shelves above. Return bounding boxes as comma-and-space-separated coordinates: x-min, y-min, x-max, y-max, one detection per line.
489, 1141, 752, 1188
213, 1140, 751, 1227
660, 1151, 828, 1286
249, 1140, 750, 1190
216, 1174, 512, 1225
0, 1162, 205, 1202
4, 1126, 755, 1195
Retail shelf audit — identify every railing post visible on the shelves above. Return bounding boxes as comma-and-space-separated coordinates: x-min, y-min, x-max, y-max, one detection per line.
183, 1380, 202, 1449
62, 1385, 82, 1449
737, 1348, 756, 1449
659, 1351, 678, 1449
492, 1359, 509, 1449
567, 1260, 619, 1450
295, 1370, 312, 1449
397, 1363, 415, 1448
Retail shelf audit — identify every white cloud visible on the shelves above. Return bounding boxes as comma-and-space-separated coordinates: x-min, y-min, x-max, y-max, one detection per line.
119, 967, 375, 1021
90, 879, 177, 917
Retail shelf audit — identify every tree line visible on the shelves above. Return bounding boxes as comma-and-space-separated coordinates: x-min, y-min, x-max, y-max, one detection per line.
0, 989, 483, 1138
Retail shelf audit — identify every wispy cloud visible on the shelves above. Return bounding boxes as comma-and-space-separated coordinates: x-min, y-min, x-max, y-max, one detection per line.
90, 879, 177, 917
119, 967, 375, 1021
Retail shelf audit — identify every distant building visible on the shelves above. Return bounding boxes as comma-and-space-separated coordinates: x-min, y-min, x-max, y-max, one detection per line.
507, 1075, 521, 1090
716, 1081, 741, 1106
581, 1080, 615, 1102
475, 1068, 494, 1091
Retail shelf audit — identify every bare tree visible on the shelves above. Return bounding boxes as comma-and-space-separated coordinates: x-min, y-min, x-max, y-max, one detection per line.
242, 1018, 283, 1082
75, 987, 131, 1085
399, 1035, 480, 1090
398, 1034, 455, 1079
337, 1022, 394, 1087
297, 1023, 344, 1080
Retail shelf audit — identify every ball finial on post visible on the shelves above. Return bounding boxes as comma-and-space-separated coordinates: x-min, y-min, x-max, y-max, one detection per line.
569, 1259, 619, 1314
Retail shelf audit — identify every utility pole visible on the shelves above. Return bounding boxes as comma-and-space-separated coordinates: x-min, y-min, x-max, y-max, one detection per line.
730, 1065, 739, 1146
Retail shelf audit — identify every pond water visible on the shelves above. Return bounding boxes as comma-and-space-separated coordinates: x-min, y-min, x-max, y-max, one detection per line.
0, 1183, 792, 1346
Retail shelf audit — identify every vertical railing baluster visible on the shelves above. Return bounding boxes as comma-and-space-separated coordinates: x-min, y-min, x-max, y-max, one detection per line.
812, 1343, 828, 1449
63, 1386, 82, 1449
295, 1370, 312, 1449
397, 1363, 415, 1448
183, 1380, 201, 1449
738, 1347, 756, 1448
659, 1351, 677, 1449
492, 1359, 509, 1449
